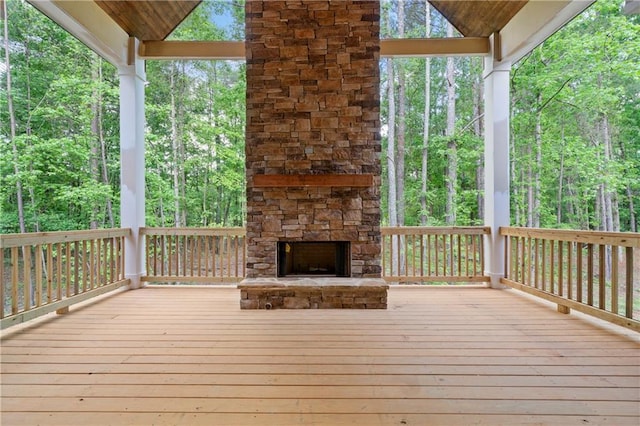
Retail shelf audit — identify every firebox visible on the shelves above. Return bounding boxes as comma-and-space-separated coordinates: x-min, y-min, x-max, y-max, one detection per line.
277, 242, 350, 277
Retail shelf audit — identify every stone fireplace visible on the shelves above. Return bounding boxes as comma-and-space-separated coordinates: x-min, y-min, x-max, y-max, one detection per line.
277, 241, 350, 277
245, 0, 381, 280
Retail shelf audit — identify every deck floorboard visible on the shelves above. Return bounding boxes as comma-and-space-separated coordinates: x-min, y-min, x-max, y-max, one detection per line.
2, 286, 639, 425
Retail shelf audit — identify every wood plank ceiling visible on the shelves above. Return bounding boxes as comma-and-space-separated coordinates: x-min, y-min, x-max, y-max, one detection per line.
429, 1, 529, 37
94, 0, 528, 41
95, 0, 201, 41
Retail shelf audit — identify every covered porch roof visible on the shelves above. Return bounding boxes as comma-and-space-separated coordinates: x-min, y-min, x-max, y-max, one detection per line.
29, 0, 601, 65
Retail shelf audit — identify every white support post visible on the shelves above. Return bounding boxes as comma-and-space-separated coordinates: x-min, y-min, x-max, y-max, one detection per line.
483, 35, 511, 289
119, 37, 146, 289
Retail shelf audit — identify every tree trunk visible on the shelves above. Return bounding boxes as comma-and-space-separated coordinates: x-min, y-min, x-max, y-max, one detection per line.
557, 138, 565, 226
396, 0, 406, 227
444, 22, 456, 225
4, 1, 26, 234
473, 61, 484, 222
90, 56, 101, 229
386, 57, 397, 228
532, 97, 542, 228
420, 3, 431, 226
170, 65, 181, 227
23, 23, 40, 232
179, 62, 188, 227
627, 185, 637, 232
96, 58, 114, 227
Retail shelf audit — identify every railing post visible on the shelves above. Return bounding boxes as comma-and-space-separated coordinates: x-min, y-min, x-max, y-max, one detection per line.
483, 35, 510, 289
119, 37, 146, 289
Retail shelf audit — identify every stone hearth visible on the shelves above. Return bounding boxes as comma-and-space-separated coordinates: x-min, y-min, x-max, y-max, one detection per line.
239, 278, 388, 309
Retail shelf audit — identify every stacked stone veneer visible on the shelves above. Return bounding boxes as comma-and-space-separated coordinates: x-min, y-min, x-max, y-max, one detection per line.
245, 0, 381, 278
239, 279, 388, 309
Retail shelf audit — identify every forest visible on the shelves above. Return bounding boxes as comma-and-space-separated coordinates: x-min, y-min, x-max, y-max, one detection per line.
1, 0, 639, 234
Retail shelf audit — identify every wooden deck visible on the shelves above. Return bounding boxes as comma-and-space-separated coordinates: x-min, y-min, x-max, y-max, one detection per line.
1, 286, 639, 425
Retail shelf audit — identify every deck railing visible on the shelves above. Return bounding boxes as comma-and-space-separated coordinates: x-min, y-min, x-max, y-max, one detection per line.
381, 226, 491, 283
0, 228, 130, 329
501, 227, 639, 331
141, 227, 246, 283
4, 226, 637, 331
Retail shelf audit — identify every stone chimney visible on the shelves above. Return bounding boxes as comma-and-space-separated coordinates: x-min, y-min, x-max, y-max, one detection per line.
245, 0, 381, 278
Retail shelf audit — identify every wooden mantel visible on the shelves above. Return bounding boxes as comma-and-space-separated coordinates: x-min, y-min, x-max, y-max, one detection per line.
253, 174, 373, 188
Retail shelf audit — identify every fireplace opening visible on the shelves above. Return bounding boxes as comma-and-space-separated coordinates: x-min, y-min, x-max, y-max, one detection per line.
277, 242, 350, 277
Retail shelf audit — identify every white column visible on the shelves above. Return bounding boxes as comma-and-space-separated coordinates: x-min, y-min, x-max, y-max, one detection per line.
483, 45, 511, 289
119, 38, 146, 289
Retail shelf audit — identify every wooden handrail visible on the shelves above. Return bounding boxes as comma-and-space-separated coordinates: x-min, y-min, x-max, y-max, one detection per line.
500, 226, 638, 332
381, 226, 489, 283
381, 226, 491, 236
500, 227, 640, 248
140, 227, 246, 237
142, 227, 246, 284
0, 228, 130, 249
1, 228, 130, 329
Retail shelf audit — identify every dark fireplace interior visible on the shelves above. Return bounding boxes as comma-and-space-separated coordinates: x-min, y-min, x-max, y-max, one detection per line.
277, 242, 350, 277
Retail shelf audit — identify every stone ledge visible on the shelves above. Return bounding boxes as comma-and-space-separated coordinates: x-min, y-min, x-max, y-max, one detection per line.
238, 278, 387, 309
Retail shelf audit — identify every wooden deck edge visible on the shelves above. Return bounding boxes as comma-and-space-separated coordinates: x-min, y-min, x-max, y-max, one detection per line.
0, 279, 130, 330
501, 278, 640, 332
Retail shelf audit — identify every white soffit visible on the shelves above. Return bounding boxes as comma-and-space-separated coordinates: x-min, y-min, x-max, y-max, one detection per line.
27, 0, 130, 67
499, 0, 596, 64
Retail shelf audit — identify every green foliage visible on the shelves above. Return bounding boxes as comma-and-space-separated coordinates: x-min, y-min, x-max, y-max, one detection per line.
2, 0, 637, 235
510, 0, 639, 231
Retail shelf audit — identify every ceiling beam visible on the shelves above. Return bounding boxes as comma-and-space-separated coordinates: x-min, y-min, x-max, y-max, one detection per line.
28, 0, 130, 67
381, 38, 489, 57
139, 41, 245, 60
139, 38, 490, 61
498, 0, 596, 64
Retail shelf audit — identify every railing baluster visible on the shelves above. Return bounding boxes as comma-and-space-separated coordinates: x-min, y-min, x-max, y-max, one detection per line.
576, 242, 583, 303
587, 243, 594, 306
213, 236, 218, 278
56, 243, 63, 301
23, 247, 32, 311
47, 243, 53, 302
11, 247, 19, 314
541, 240, 546, 292
567, 242, 573, 301
598, 244, 606, 310
611, 246, 618, 315
82, 240, 88, 293
498, 227, 638, 332
227, 236, 232, 278
73, 241, 80, 295
167, 236, 173, 277
1, 248, 5, 318
549, 240, 555, 294
145, 235, 151, 276
235, 236, 240, 278
419, 235, 424, 280
427, 234, 432, 278
182, 235, 187, 277
35, 245, 43, 307
1, 229, 130, 328
625, 247, 633, 319
557, 241, 564, 297
95, 240, 101, 289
